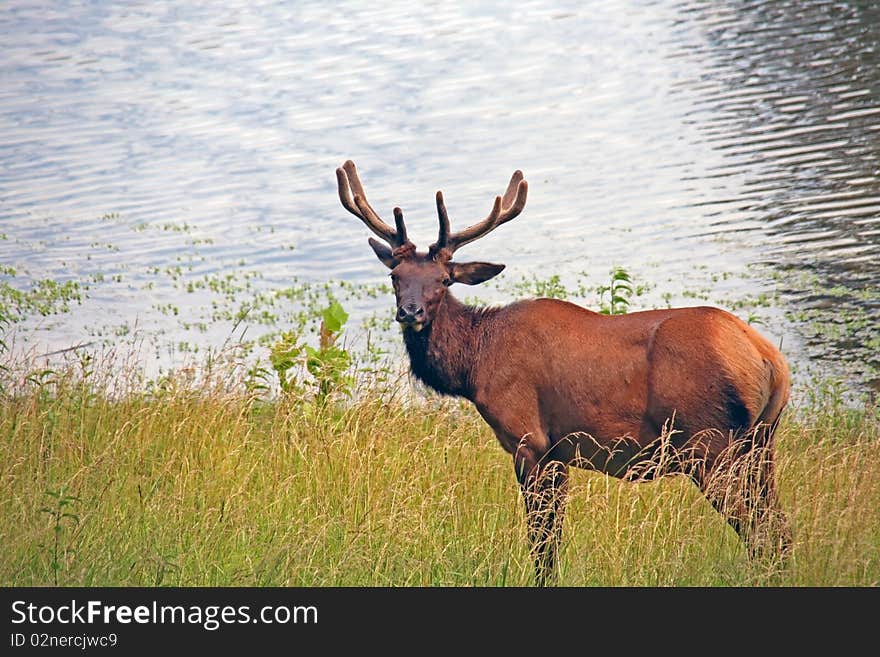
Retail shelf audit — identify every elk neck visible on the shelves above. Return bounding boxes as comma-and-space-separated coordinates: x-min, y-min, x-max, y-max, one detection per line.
401, 293, 494, 400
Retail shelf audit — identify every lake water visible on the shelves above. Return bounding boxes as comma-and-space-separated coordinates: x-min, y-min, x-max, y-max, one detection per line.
1, 0, 878, 395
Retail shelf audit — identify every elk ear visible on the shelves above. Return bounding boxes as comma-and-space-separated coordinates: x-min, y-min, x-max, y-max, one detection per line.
449, 262, 505, 285
368, 238, 398, 269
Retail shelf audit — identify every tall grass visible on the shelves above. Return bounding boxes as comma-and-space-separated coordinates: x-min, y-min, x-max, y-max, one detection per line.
1, 352, 878, 586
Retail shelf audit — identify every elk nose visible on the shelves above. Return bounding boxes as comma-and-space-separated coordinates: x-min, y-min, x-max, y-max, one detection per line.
396, 303, 425, 324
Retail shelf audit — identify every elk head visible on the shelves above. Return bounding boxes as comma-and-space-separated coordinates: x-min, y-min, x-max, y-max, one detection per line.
336, 160, 528, 331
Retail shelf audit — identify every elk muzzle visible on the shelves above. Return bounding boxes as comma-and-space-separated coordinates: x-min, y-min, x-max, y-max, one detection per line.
396, 302, 427, 331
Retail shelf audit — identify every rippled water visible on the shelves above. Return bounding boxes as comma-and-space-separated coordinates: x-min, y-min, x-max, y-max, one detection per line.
1, 1, 878, 393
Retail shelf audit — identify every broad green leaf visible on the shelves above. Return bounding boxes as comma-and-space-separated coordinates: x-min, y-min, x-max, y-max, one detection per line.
321, 301, 349, 334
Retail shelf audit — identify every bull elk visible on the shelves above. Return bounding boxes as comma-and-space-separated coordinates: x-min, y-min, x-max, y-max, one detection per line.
336, 160, 792, 585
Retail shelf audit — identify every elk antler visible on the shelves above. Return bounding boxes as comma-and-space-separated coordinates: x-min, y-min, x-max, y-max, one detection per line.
337, 160, 409, 248
430, 170, 528, 256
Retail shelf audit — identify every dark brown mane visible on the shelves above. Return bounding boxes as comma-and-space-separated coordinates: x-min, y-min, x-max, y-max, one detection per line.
402, 296, 501, 398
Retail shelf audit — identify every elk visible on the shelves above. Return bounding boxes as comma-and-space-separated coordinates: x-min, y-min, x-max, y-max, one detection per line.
336, 160, 792, 585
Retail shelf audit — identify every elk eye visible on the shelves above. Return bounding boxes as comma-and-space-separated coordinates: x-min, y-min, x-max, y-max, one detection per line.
442, 277, 452, 286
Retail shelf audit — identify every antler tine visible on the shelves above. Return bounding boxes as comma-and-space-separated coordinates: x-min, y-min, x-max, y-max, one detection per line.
433, 191, 451, 251
336, 160, 401, 246
441, 171, 528, 253
335, 167, 362, 217
500, 175, 528, 222
501, 170, 524, 209
392, 207, 408, 245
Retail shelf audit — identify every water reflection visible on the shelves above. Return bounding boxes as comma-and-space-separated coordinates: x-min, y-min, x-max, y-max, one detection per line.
664, 0, 880, 389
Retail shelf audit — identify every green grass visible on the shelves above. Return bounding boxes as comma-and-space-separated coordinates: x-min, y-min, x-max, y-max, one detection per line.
1, 356, 878, 587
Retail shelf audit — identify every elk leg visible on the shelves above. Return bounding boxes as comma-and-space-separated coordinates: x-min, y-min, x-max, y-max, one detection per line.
515, 436, 569, 587
698, 441, 791, 561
